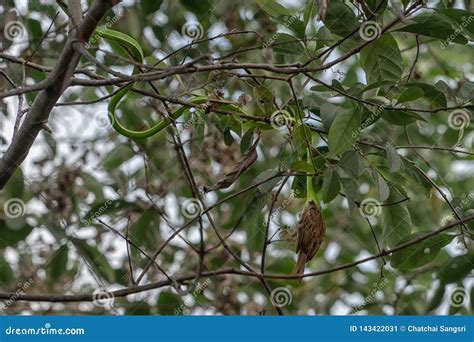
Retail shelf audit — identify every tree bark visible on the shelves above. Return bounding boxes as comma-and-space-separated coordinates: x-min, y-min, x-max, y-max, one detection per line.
0, 0, 118, 189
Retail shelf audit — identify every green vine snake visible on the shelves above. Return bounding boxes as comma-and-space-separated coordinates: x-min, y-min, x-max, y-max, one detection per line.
96, 28, 244, 139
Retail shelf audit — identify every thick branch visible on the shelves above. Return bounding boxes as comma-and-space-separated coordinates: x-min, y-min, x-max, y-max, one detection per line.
0, 0, 117, 189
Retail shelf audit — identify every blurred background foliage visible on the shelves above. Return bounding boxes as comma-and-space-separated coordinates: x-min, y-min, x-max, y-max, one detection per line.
0, 0, 473, 315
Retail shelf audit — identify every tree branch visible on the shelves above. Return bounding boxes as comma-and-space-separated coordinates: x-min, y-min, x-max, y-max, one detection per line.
0, 0, 118, 189
1, 214, 472, 303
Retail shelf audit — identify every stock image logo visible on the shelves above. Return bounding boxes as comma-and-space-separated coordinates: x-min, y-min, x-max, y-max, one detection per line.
3, 198, 26, 219
358, 198, 382, 219
181, 21, 205, 40
270, 110, 295, 129
181, 198, 204, 219
270, 287, 293, 308
4, 21, 27, 42
92, 288, 115, 309
448, 109, 471, 130
449, 287, 469, 308
359, 21, 382, 41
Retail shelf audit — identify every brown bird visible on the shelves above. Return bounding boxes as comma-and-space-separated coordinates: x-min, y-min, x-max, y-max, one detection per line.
293, 201, 326, 276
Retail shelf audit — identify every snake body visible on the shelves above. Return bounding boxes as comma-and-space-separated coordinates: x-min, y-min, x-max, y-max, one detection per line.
97, 28, 242, 139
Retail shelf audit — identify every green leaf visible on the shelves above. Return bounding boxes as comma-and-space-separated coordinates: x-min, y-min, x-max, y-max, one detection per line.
49, 245, 69, 281
287, 17, 306, 40
0, 220, 33, 248
327, 110, 361, 157
323, 1, 359, 37
3, 169, 24, 200
338, 150, 361, 178
82, 199, 140, 225
439, 9, 474, 40
73, 238, 115, 283
157, 291, 183, 315
395, 10, 469, 44
398, 87, 424, 103
103, 145, 136, 170
406, 83, 447, 109
0, 255, 13, 285
426, 282, 446, 313
372, 168, 390, 202
340, 177, 359, 211
141, 0, 163, 15
438, 252, 474, 284
257, 0, 291, 17
381, 187, 411, 248
290, 160, 314, 173
240, 128, 255, 154
361, 0, 387, 18
319, 103, 342, 130
82, 172, 105, 202
272, 33, 306, 56
360, 34, 403, 83
321, 168, 340, 203
253, 86, 274, 114
244, 192, 267, 253
125, 301, 152, 315
130, 207, 161, 250
391, 232, 454, 270
381, 110, 427, 126
28, 18, 42, 41
385, 144, 402, 173
304, 0, 315, 29
180, 0, 211, 16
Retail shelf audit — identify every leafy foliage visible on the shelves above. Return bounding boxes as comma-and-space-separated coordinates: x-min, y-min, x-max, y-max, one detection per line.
0, 0, 472, 315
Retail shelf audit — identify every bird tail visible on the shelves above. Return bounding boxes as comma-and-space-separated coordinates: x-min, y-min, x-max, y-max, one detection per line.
292, 252, 307, 282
